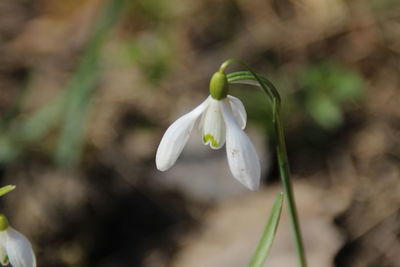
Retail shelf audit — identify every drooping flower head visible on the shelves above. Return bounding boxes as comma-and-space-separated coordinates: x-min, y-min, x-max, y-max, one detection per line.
156, 69, 261, 190
0, 215, 36, 267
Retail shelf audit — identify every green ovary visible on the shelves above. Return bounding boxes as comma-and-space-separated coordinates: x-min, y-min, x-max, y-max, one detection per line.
2, 255, 8, 265
0, 215, 8, 231
203, 134, 219, 148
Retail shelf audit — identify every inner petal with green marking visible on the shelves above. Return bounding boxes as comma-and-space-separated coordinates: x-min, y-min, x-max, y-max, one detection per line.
199, 98, 226, 149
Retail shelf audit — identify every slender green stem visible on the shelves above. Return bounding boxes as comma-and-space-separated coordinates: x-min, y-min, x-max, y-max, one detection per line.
224, 61, 307, 267
221, 59, 280, 104
274, 109, 307, 267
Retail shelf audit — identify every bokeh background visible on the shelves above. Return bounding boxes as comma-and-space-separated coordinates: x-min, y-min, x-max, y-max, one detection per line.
0, 0, 400, 266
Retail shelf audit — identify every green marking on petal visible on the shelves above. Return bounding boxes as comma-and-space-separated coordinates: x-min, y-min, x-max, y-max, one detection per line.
203, 134, 219, 148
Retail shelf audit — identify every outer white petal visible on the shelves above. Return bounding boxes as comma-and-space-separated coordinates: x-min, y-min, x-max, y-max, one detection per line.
0, 232, 8, 266
227, 95, 247, 129
156, 97, 210, 171
199, 98, 225, 149
5, 228, 36, 267
220, 100, 261, 191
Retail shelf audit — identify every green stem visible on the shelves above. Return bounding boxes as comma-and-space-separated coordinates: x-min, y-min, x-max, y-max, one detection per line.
224, 61, 307, 267
221, 59, 280, 103
274, 109, 307, 267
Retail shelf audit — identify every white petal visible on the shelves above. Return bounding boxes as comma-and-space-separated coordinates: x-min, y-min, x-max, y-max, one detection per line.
199, 98, 225, 149
156, 97, 210, 171
227, 95, 247, 129
0, 232, 8, 266
5, 228, 36, 267
220, 100, 261, 191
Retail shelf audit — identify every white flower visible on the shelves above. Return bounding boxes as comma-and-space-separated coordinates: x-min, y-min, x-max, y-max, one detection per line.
156, 95, 261, 191
0, 227, 36, 267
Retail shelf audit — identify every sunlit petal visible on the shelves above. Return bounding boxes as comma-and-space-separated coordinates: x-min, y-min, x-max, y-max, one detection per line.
220, 100, 261, 191
156, 97, 210, 171
227, 95, 247, 129
5, 228, 36, 267
199, 98, 225, 149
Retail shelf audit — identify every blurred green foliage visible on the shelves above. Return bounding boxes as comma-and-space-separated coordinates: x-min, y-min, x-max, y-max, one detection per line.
368, 0, 399, 11
123, 34, 171, 84
0, 0, 130, 167
300, 61, 363, 130
120, 0, 172, 84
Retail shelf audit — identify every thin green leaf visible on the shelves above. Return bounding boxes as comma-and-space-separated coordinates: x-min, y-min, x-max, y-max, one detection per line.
55, 0, 130, 167
248, 192, 284, 267
0, 185, 16, 197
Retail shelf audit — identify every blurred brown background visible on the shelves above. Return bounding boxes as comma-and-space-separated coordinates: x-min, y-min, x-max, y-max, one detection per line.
0, 0, 400, 266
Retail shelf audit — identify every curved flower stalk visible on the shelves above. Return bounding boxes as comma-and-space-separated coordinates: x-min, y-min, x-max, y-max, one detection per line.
0, 215, 36, 267
224, 60, 307, 267
156, 71, 261, 191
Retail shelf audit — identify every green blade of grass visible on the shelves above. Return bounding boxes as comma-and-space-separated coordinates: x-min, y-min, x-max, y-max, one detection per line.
1, 0, 129, 165
248, 192, 284, 267
55, 0, 129, 167
0, 185, 16, 197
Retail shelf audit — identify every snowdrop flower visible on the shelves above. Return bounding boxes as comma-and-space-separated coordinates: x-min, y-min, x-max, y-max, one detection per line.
0, 215, 36, 267
156, 71, 261, 190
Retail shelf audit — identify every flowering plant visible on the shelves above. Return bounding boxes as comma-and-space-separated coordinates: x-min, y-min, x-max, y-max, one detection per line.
156, 59, 307, 267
